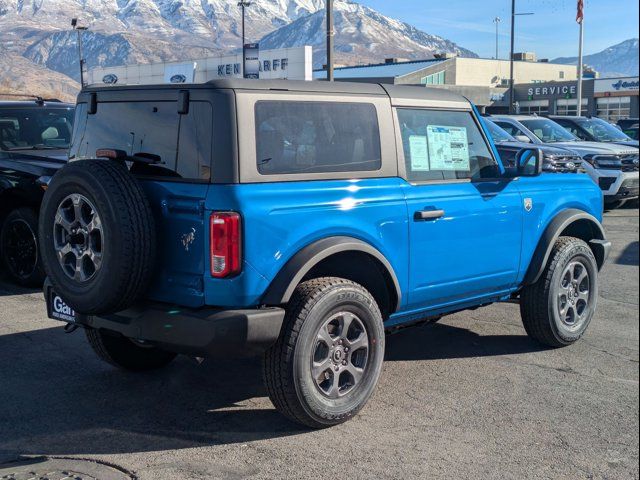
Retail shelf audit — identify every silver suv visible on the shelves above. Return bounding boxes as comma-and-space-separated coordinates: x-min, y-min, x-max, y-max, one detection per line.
492, 115, 639, 207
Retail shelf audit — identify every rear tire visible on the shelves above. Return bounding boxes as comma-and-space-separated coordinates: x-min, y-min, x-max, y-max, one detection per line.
86, 329, 176, 371
520, 236, 598, 347
263, 277, 385, 428
0, 208, 45, 287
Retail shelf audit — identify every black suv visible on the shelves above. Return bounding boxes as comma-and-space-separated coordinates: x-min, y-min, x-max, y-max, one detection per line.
0, 100, 74, 285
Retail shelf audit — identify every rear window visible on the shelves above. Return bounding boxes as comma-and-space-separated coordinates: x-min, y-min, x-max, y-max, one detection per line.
255, 101, 382, 175
71, 101, 212, 180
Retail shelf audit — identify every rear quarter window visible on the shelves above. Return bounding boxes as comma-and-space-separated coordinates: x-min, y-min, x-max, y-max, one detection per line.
255, 101, 382, 175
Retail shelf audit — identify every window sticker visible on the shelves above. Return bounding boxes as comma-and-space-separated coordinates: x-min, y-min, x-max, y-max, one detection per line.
426, 125, 470, 171
408, 135, 430, 171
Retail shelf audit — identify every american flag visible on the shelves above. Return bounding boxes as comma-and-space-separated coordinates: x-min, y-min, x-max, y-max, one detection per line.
576, 0, 584, 24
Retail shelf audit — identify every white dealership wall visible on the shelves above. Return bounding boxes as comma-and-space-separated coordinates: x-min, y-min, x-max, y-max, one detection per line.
88, 46, 313, 85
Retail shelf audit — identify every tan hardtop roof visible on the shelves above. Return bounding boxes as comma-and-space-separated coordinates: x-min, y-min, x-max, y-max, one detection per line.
84, 78, 471, 109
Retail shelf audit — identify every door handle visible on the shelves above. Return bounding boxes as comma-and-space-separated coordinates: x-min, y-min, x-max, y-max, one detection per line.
414, 209, 445, 221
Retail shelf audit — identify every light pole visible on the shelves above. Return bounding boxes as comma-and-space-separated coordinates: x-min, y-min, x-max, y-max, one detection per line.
237, 1, 252, 78
326, 0, 334, 81
508, 2, 534, 114
493, 17, 501, 59
71, 18, 88, 87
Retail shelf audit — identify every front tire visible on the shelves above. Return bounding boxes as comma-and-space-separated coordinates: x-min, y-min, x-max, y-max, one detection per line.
520, 237, 598, 347
263, 277, 385, 428
86, 329, 176, 371
0, 208, 45, 287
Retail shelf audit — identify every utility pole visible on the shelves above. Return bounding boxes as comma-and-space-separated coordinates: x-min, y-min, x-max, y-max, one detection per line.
576, 0, 585, 116
493, 17, 501, 59
326, 0, 334, 81
508, 2, 534, 114
71, 18, 88, 87
508, 0, 516, 113
238, 1, 252, 78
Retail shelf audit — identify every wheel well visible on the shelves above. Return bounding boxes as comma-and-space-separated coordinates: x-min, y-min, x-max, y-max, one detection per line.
559, 218, 606, 268
301, 251, 397, 319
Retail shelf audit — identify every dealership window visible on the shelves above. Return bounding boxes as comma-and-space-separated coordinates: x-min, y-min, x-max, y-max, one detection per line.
421, 70, 446, 85
596, 96, 632, 123
555, 98, 588, 115
518, 100, 549, 115
559, 71, 565, 79
255, 101, 382, 175
397, 108, 498, 182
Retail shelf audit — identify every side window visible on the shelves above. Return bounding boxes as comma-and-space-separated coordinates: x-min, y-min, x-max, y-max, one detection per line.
397, 109, 498, 182
494, 121, 521, 137
255, 101, 382, 175
73, 101, 211, 180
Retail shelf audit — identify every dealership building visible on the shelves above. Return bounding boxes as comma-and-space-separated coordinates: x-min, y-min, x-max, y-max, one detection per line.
314, 55, 580, 112
513, 76, 639, 121
88, 46, 314, 85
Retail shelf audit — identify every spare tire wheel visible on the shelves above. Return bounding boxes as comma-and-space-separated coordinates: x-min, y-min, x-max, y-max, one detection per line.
39, 159, 156, 315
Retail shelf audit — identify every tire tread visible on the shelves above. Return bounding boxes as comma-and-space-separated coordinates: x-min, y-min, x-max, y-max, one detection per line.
263, 277, 381, 428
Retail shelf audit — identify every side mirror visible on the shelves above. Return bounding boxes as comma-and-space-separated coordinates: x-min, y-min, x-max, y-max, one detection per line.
516, 147, 544, 176
515, 134, 531, 143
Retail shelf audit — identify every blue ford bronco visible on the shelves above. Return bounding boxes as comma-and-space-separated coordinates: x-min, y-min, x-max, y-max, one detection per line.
40, 80, 610, 428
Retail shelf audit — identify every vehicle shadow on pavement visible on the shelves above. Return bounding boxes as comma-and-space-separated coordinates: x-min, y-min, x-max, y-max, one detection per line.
0, 321, 544, 457
0, 326, 306, 457
0, 276, 39, 297
385, 321, 545, 362
615, 241, 639, 266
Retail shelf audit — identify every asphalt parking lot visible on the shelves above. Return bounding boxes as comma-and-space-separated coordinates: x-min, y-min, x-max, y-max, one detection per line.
0, 207, 638, 480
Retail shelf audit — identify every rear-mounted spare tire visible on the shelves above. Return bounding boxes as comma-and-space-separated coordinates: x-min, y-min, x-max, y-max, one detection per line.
39, 159, 156, 315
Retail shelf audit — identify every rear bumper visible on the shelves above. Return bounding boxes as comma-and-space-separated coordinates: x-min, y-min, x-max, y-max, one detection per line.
45, 283, 285, 358
88, 304, 285, 357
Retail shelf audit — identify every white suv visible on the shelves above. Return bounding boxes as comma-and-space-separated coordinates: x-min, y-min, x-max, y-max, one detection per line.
492, 115, 639, 207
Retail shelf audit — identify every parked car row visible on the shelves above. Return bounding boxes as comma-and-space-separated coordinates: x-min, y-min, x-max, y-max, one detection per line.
490, 115, 639, 208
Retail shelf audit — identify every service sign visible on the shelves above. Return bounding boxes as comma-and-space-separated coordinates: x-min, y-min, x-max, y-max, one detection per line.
164, 62, 197, 84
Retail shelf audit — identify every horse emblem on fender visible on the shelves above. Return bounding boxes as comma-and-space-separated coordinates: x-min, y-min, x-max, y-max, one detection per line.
181, 227, 196, 251
524, 198, 533, 212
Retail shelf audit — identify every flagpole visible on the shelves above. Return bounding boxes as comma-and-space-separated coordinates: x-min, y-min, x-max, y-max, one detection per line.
576, 5, 584, 116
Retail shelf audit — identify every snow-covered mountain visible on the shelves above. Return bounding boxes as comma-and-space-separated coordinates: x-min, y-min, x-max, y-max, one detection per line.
260, 1, 477, 68
0, 0, 475, 97
0, 0, 326, 81
552, 38, 639, 78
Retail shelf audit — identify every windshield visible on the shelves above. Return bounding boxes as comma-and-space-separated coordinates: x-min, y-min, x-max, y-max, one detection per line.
520, 118, 577, 143
484, 118, 516, 143
0, 107, 75, 151
576, 118, 632, 142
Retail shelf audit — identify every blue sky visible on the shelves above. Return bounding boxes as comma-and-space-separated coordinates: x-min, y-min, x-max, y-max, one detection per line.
360, 0, 640, 59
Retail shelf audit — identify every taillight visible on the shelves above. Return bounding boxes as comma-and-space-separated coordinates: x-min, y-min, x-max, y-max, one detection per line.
210, 212, 242, 278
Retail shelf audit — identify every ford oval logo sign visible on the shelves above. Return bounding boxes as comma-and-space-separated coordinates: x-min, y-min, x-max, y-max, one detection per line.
102, 74, 118, 85
170, 74, 187, 84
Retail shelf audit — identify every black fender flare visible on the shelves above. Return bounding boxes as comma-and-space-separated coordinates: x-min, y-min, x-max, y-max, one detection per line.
523, 209, 610, 285
261, 236, 402, 310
